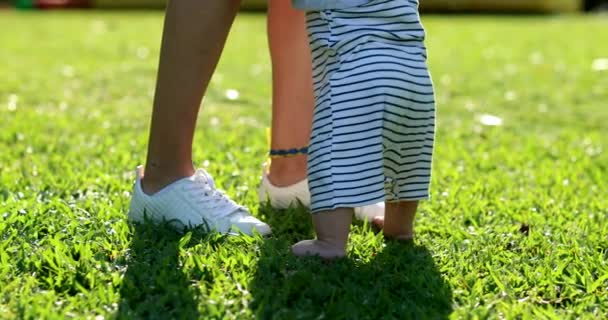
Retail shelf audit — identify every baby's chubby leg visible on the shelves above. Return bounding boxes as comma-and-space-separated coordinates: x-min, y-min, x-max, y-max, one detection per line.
373, 201, 417, 240
292, 208, 353, 259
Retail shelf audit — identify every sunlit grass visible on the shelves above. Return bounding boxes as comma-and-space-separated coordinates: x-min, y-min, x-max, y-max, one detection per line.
1, 11, 607, 319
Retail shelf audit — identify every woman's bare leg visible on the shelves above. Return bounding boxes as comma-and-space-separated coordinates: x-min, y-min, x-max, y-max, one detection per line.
141, 0, 241, 194
266, 0, 314, 187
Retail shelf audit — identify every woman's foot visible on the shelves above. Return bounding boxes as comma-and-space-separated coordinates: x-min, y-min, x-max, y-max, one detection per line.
259, 163, 385, 220
258, 166, 311, 208
130, 166, 272, 236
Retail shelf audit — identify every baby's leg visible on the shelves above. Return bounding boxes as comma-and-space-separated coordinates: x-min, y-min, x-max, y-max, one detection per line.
292, 208, 353, 259
374, 201, 418, 240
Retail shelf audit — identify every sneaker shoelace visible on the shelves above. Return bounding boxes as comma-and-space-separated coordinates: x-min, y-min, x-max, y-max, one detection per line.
182, 170, 239, 219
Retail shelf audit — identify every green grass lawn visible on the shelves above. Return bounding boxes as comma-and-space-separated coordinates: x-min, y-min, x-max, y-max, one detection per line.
1, 10, 607, 319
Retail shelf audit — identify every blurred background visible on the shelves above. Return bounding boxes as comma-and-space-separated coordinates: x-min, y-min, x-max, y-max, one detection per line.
3, 0, 608, 12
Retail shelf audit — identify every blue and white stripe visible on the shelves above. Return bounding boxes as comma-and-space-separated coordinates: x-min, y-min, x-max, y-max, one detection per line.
305, 0, 436, 213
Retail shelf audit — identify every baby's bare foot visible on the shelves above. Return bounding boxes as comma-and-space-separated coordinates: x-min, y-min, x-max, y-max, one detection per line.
292, 208, 352, 259
292, 239, 346, 259
373, 216, 414, 240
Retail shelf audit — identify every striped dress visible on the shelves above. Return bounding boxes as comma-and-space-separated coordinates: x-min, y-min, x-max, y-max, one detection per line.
305, 0, 436, 213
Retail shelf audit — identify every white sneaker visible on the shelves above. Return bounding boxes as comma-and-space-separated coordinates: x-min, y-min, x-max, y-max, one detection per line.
129, 166, 271, 236
353, 201, 385, 222
258, 171, 385, 221
258, 172, 311, 209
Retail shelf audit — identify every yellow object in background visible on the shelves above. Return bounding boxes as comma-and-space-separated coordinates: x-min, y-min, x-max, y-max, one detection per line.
266, 127, 271, 152
265, 127, 272, 168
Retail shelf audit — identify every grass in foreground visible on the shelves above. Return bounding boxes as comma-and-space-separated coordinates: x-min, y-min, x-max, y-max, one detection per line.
1, 11, 607, 319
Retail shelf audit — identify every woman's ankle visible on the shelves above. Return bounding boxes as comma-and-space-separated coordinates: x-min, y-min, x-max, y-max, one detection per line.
141, 163, 195, 195
267, 155, 307, 187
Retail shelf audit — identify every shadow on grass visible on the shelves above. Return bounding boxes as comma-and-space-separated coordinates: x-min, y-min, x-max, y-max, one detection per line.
251, 205, 453, 319
117, 223, 200, 320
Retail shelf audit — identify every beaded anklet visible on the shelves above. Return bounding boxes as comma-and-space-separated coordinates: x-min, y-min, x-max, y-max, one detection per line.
269, 147, 309, 158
